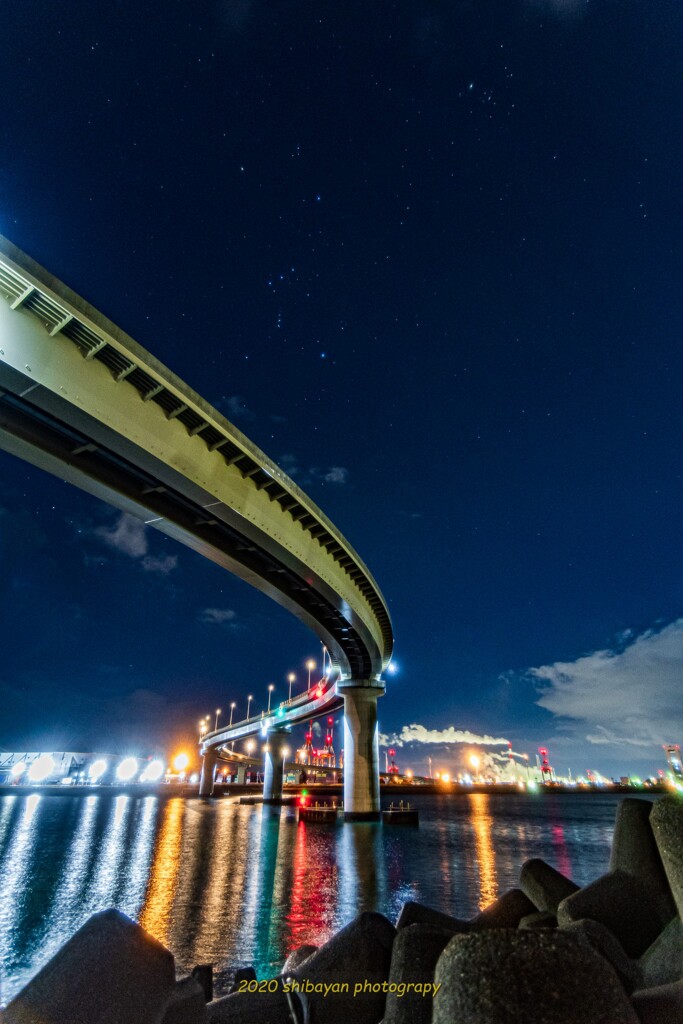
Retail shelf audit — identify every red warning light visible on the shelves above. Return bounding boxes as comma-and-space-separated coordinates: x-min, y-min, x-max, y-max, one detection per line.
388, 748, 396, 758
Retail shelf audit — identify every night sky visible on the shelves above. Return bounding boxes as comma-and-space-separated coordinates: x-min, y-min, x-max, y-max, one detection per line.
1, 1, 682, 779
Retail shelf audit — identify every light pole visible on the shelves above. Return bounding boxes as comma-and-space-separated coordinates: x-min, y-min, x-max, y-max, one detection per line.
247, 694, 253, 719
306, 659, 315, 689
428, 756, 432, 779
214, 708, 221, 731
288, 673, 295, 701
267, 684, 275, 712
229, 702, 236, 727
199, 719, 207, 740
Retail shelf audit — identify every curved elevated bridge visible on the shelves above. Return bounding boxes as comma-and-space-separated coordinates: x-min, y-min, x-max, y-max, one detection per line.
0, 236, 392, 819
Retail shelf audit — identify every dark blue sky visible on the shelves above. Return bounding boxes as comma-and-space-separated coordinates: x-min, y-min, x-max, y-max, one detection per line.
1, 0, 682, 777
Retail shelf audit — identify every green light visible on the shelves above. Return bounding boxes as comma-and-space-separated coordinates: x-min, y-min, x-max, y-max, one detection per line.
302, 789, 308, 796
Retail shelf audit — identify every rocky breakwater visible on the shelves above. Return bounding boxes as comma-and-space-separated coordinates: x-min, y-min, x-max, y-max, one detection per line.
2, 795, 682, 1024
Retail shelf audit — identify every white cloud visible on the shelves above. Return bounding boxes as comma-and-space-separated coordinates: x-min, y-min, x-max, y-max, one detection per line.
532, 618, 683, 748
142, 554, 178, 576
278, 454, 349, 486
220, 394, 255, 421
323, 466, 349, 485
387, 723, 510, 748
93, 513, 178, 574
279, 453, 300, 478
95, 513, 147, 558
199, 607, 237, 625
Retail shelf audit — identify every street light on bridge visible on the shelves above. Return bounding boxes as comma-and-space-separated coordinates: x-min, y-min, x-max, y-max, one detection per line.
267, 684, 275, 712
199, 719, 207, 739
229, 702, 236, 727
247, 694, 253, 719
214, 708, 221, 731
288, 673, 295, 700
306, 659, 315, 688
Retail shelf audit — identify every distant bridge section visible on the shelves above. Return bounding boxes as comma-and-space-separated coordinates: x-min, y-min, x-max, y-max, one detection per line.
0, 236, 392, 819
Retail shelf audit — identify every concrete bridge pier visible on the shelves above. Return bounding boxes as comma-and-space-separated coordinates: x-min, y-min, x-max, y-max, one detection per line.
236, 765, 247, 785
340, 682, 384, 821
263, 727, 291, 803
199, 746, 218, 797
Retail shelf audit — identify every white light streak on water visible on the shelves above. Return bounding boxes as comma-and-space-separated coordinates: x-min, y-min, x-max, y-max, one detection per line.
0, 796, 18, 856
118, 797, 159, 920
0, 795, 42, 1007
13, 795, 100, 992
86, 795, 131, 910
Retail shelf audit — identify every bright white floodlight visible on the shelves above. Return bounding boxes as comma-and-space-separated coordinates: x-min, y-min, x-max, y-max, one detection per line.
88, 759, 108, 782
28, 755, 55, 783
10, 762, 26, 778
141, 760, 164, 782
116, 757, 138, 782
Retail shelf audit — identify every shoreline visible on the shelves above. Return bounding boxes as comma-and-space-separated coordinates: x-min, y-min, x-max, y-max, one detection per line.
0, 781, 667, 798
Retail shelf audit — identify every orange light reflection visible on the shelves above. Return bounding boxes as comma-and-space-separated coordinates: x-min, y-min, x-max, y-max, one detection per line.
139, 798, 184, 945
469, 792, 497, 910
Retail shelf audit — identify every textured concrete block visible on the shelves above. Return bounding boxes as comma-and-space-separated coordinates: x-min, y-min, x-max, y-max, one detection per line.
650, 796, 683, 919
520, 858, 579, 913
282, 944, 318, 974
206, 985, 290, 1024
227, 968, 255, 995
639, 916, 683, 989
433, 930, 639, 1024
631, 980, 683, 1024
384, 924, 452, 1024
395, 900, 469, 933
519, 911, 558, 930
562, 918, 641, 994
557, 869, 664, 957
161, 977, 207, 1024
293, 911, 396, 1024
470, 888, 536, 930
4, 909, 175, 1024
610, 798, 676, 925
191, 965, 213, 1002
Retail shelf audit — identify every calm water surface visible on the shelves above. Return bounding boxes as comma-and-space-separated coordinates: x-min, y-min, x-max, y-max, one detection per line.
0, 791, 643, 1004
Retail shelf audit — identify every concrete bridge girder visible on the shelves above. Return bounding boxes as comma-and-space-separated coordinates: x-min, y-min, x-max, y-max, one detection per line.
0, 236, 393, 819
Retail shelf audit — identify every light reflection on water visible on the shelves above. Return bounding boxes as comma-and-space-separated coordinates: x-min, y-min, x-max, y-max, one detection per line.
0, 791, 637, 1004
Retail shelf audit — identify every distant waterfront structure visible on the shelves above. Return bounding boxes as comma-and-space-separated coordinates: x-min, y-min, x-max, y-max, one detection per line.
0, 752, 165, 784
664, 744, 682, 778
0, 752, 94, 784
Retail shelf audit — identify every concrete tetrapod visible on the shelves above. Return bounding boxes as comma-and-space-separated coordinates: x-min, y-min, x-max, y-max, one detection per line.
650, 796, 683, 919
3, 910, 176, 1024
291, 911, 396, 1024
638, 916, 683, 990
519, 858, 579, 913
433, 930, 639, 1024
610, 798, 677, 924
383, 924, 452, 1024
557, 868, 667, 958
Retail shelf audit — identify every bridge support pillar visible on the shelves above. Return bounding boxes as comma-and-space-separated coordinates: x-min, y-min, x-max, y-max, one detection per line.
341, 683, 384, 821
199, 747, 217, 797
263, 728, 290, 803
236, 765, 246, 785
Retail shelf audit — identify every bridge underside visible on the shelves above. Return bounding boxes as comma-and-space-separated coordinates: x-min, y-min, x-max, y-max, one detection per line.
0, 372, 376, 679
0, 236, 393, 820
